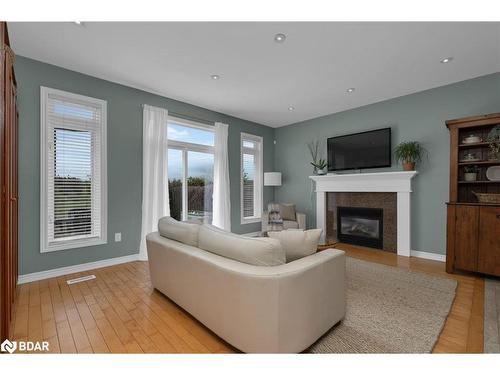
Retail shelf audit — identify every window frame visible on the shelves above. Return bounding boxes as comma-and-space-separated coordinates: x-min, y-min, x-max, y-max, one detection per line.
167, 116, 215, 222
240, 132, 263, 225
40, 86, 108, 253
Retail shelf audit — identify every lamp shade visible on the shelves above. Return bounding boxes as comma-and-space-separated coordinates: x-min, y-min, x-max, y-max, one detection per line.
264, 172, 282, 186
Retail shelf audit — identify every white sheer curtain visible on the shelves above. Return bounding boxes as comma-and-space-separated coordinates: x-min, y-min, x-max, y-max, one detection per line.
139, 105, 170, 260
212, 122, 231, 231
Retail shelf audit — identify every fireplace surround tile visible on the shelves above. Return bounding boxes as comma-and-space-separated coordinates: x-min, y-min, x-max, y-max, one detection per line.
326, 192, 397, 252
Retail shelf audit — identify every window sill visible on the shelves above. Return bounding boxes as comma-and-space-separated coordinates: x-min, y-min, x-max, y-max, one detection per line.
241, 216, 261, 225
41, 238, 107, 253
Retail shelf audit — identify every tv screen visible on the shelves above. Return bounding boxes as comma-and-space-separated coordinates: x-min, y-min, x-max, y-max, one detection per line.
327, 128, 391, 171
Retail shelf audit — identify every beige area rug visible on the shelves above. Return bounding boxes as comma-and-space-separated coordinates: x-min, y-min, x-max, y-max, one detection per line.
308, 257, 457, 353
484, 279, 500, 353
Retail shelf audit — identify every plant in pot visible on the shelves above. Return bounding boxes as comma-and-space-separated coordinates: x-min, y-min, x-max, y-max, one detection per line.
311, 159, 328, 175
463, 165, 479, 182
487, 125, 500, 161
307, 140, 328, 175
394, 141, 426, 171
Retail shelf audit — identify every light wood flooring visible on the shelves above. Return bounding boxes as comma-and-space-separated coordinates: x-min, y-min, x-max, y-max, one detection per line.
10, 245, 484, 353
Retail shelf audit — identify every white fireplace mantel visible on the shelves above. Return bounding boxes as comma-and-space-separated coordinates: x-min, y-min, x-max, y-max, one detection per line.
309, 171, 418, 257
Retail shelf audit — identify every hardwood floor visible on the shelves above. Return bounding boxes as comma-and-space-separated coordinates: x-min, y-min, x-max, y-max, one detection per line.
10, 246, 484, 353
11, 261, 234, 353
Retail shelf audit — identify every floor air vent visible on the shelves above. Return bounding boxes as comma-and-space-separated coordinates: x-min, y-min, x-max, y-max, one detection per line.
66, 275, 96, 285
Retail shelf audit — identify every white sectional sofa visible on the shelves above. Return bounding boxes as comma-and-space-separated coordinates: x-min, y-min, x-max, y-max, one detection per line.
146, 217, 346, 353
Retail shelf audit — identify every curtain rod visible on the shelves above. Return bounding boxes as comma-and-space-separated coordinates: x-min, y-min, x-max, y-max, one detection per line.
141, 104, 214, 126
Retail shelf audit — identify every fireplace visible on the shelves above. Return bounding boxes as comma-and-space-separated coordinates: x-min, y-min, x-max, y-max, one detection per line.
337, 206, 383, 249
310, 171, 417, 256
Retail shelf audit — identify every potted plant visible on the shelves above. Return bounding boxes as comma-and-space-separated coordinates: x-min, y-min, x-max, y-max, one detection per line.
394, 141, 426, 171
487, 125, 500, 161
307, 140, 328, 175
464, 165, 479, 182
311, 159, 328, 175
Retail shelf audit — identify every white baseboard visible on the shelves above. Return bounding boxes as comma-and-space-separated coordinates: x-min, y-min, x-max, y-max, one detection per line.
410, 250, 446, 262
18, 253, 141, 284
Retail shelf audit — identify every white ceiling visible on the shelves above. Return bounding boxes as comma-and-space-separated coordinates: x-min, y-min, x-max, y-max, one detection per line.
9, 22, 500, 127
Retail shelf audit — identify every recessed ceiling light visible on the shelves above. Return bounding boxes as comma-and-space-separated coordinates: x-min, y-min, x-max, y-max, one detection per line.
288, 106, 295, 111
211, 74, 220, 80
274, 33, 286, 43
74, 21, 84, 26
440, 57, 453, 63
346, 88, 355, 93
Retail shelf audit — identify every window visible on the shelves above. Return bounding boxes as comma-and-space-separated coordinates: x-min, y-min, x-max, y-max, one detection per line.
40, 87, 107, 252
240, 133, 263, 224
167, 117, 214, 224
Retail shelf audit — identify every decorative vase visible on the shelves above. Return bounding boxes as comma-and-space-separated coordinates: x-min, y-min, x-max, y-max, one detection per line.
316, 168, 327, 175
402, 162, 415, 171
464, 172, 477, 182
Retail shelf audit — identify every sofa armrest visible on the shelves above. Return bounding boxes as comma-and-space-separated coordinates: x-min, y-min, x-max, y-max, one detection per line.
273, 249, 346, 352
204, 248, 345, 352
296, 212, 306, 230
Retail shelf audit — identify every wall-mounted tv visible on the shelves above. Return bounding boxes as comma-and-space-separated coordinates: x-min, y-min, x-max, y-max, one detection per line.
327, 127, 391, 171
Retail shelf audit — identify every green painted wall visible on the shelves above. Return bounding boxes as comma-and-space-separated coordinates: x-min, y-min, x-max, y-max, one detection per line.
16, 54, 500, 273
16, 56, 275, 275
274, 72, 500, 255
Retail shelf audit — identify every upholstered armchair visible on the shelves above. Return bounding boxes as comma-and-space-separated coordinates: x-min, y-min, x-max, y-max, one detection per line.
261, 203, 306, 233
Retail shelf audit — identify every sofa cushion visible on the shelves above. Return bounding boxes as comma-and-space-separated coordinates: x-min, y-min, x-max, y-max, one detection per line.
158, 216, 200, 247
198, 224, 285, 266
283, 220, 299, 230
279, 204, 296, 221
268, 229, 322, 262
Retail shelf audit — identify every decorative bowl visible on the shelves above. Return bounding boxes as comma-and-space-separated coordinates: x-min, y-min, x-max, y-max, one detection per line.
462, 135, 482, 144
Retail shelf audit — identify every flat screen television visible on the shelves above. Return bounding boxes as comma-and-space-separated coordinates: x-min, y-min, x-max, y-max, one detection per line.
327, 128, 391, 171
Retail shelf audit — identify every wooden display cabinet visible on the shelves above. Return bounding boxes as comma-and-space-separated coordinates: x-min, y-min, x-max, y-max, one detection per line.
446, 113, 500, 276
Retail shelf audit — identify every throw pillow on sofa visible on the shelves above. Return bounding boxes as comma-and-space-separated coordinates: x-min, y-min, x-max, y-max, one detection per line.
198, 224, 286, 266
279, 203, 296, 221
268, 229, 322, 262
158, 216, 200, 247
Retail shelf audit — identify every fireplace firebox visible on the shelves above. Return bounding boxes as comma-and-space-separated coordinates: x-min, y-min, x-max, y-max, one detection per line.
337, 206, 383, 249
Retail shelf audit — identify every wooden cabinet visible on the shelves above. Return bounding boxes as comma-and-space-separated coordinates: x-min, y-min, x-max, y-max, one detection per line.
1, 21, 18, 342
447, 204, 500, 275
478, 206, 500, 275
446, 113, 500, 276
448, 205, 478, 272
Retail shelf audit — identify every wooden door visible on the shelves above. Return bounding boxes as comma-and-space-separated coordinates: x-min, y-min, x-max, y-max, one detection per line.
0, 21, 18, 342
477, 206, 500, 276
453, 205, 479, 272
6, 60, 18, 315
0, 22, 5, 342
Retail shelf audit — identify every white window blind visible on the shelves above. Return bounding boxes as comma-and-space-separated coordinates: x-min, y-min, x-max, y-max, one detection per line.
240, 133, 263, 224
41, 87, 107, 252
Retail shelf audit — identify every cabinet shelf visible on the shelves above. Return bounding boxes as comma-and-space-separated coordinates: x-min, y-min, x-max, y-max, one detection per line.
458, 141, 492, 148
448, 201, 500, 206
458, 160, 500, 166
458, 180, 499, 184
